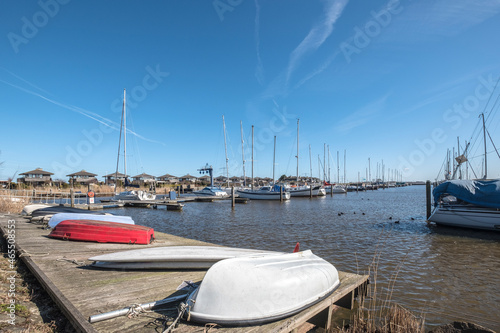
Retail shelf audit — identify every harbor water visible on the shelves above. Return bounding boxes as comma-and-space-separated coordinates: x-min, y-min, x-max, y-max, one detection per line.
105, 186, 500, 331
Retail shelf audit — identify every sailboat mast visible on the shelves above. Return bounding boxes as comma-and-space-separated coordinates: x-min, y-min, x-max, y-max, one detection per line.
240, 121, 246, 187
273, 136, 276, 184
251, 125, 254, 190
309, 145, 312, 183
123, 89, 128, 190
337, 151, 340, 184
222, 115, 229, 187
368, 157, 371, 183
114, 89, 126, 194
296, 119, 299, 183
327, 145, 330, 183
482, 113, 487, 179
343, 150, 346, 184
323, 144, 326, 182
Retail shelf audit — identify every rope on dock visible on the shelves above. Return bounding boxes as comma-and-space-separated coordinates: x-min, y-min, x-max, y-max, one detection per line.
126, 303, 152, 318
162, 302, 189, 333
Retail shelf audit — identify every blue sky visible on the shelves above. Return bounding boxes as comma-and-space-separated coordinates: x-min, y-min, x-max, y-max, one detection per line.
1, 0, 500, 182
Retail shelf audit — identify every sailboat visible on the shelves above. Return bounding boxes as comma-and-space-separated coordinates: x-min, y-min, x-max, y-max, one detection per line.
113, 89, 156, 201
286, 119, 322, 197
237, 134, 290, 200
429, 113, 500, 231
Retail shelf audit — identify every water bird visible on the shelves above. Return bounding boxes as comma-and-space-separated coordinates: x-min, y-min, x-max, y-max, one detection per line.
389, 217, 392, 220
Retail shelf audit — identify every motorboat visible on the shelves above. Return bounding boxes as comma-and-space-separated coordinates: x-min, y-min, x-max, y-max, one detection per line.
324, 184, 347, 194
48, 212, 134, 228
428, 179, 500, 231
89, 245, 281, 270
112, 190, 156, 201
185, 250, 340, 325
236, 185, 291, 200
193, 186, 229, 197
49, 220, 154, 244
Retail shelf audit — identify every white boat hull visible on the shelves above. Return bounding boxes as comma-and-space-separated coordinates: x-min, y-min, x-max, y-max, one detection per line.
193, 187, 228, 197
89, 246, 281, 269
428, 205, 500, 231
324, 186, 347, 194
113, 190, 156, 201
236, 190, 291, 200
288, 186, 322, 197
48, 213, 135, 228
186, 250, 340, 325
22, 204, 51, 216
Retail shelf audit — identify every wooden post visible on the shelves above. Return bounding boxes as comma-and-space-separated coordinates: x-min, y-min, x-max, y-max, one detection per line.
426, 180, 432, 220
330, 184, 333, 197
231, 186, 235, 209
280, 185, 283, 202
70, 188, 75, 208
310, 185, 313, 198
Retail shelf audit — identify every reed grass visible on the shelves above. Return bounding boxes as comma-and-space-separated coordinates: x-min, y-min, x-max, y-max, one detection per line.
331, 239, 425, 333
0, 196, 28, 214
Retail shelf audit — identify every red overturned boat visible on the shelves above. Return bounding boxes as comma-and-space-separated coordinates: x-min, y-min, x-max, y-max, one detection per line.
48, 220, 155, 244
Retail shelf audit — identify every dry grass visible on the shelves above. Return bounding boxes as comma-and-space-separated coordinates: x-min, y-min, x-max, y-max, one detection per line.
0, 197, 28, 214
331, 241, 425, 333
0, 242, 71, 332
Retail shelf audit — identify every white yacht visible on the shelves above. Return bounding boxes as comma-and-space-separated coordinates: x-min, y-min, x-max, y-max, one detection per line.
194, 186, 229, 197
237, 185, 291, 200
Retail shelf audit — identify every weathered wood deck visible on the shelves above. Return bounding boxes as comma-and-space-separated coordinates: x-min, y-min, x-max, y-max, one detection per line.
0, 215, 368, 333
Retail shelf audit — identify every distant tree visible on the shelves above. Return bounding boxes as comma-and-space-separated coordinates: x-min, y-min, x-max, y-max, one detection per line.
278, 174, 287, 182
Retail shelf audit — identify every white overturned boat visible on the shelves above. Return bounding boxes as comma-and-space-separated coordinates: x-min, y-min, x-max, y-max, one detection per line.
22, 204, 51, 216
185, 250, 340, 325
48, 213, 134, 228
236, 185, 291, 200
89, 245, 281, 269
193, 186, 228, 197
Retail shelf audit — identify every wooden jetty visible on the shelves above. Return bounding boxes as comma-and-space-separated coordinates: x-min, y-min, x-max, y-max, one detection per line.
0, 215, 369, 333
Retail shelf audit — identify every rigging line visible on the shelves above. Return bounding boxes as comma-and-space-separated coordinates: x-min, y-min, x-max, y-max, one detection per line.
435, 155, 446, 181
482, 75, 500, 114
285, 134, 296, 176
484, 76, 500, 118
486, 128, 500, 160
485, 92, 500, 128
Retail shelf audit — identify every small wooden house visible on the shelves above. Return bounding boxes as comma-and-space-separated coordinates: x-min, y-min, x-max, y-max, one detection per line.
102, 172, 128, 185
67, 170, 98, 186
18, 168, 53, 187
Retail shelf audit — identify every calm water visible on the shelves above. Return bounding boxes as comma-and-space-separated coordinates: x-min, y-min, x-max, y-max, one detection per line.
104, 186, 500, 331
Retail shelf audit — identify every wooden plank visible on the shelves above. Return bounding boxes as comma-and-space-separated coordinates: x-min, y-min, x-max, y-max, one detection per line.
0, 215, 369, 333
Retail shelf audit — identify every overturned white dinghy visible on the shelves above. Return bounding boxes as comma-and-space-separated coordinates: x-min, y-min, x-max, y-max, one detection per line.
48, 213, 134, 228
185, 250, 340, 325
89, 246, 281, 269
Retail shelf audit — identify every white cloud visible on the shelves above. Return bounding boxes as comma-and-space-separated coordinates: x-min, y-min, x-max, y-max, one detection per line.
285, 0, 349, 88
335, 94, 389, 133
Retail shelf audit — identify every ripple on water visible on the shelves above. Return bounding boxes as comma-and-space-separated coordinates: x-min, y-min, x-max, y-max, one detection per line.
105, 186, 500, 331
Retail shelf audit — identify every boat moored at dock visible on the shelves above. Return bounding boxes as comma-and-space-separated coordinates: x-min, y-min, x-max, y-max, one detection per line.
237, 185, 291, 200
428, 179, 500, 231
